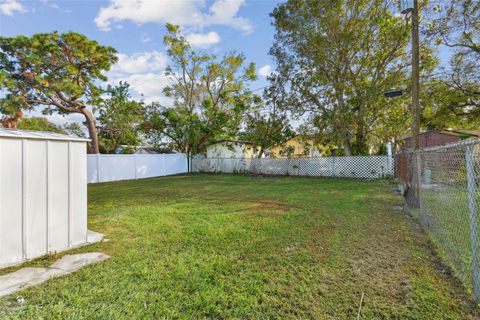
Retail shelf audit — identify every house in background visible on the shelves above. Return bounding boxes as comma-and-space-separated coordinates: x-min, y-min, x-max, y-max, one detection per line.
270, 135, 322, 158
114, 145, 161, 154
133, 146, 162, 154
396, 130, 480, 189
397, 129, 480, 151
206, 140, 262, 158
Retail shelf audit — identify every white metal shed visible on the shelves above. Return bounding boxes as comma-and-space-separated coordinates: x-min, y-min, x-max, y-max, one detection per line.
0, 128, 90, 268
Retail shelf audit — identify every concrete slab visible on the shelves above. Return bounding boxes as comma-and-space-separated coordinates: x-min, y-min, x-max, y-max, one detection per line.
50, 253, 109, 274
0, 230, 105, 270
87, 230, 104, 244
0, 253, 109, 298
0, 268, 60, 298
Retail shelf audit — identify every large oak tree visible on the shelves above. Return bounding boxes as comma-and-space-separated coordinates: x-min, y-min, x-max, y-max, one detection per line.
270, 0, 410, 155
0, 32, 117, 153
426, 0, 480, 123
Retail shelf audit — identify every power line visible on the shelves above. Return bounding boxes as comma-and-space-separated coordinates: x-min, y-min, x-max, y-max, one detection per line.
126, 13, 272, 93
220, 15, 271, 45
127, 73, 166, 92
251, 85, 268, 93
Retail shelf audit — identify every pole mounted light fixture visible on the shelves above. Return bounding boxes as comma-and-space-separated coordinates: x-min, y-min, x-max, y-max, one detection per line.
384, 89, 404, 98
400, 0, 414, 14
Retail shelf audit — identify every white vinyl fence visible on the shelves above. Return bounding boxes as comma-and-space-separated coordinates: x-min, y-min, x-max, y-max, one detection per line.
87, 153, 188, 183
192, 156, 393, 179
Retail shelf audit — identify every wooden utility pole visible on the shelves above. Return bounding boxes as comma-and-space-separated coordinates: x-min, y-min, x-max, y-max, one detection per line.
398, 0, 422, 208
411, 0, 420, 150
410, 0, 421, 207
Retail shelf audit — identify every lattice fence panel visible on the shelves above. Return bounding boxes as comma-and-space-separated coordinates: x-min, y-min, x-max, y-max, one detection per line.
297, 158, 334, 176
191, 156, 393, 179
333, 156, 391, 178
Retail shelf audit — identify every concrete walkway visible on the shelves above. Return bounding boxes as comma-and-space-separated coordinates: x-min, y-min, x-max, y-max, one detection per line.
0, 252, 110, 298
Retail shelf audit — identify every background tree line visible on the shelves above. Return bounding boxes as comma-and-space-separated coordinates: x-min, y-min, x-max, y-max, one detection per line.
1, 0, 479, 156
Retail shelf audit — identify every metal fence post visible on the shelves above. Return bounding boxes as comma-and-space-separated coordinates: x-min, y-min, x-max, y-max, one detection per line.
387, 142, 393, 174
416, 152, 423, 216
466, 144, 480, 301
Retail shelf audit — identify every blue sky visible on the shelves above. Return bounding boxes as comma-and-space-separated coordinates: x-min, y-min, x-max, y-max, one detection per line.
0, 0, 279, 123
0, 0, 454, 127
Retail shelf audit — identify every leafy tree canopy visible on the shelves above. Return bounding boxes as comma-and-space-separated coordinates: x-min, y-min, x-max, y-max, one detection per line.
270, 0, 413, 155
15, 116, 87, 138
426, 0, 480, 124
97, 81, 145, 154
16, 117, 65, 134
142, 24, 256, 157
241, 75, 294, 158
0, 31, 117, 153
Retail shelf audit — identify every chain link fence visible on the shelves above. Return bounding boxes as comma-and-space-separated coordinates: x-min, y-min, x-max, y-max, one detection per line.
397, 139, 480, 301
192, 156, 393, 179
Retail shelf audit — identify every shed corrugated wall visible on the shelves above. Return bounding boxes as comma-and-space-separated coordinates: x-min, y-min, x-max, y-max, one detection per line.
0, 130, 88, 268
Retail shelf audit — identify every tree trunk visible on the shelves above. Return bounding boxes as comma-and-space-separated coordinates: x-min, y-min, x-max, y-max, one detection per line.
80, 108, 99, 154
257, 147, 264, 158
356, 103, 366, 155
0, 110, 23, 129
336, 93, 352, 156
343, 136, 352, 156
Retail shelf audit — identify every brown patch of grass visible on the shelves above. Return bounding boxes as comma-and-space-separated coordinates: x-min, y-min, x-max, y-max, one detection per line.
245, 200, 297, 214
343, 206, 480, 318
232, 201, 298, 225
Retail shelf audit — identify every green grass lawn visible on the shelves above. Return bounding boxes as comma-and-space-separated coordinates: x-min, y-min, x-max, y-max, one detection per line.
0, 174, 478, 319
414, 185, 479, 295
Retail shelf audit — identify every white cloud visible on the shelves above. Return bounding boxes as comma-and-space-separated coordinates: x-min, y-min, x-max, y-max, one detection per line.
140, 33, 151, 43
258, 64, 272, 78
94, 0, 252, 33
207, 0, 252, 33
95, 0, 200, 31
186, 31, 221, 48
110, 51, 167, 75
0, 0, 26, 16
41, 0, 59, 9
112, 72, 170, 97
111, 73, 173, 106
107, 51, 173, 106
41, 0, 71, 13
